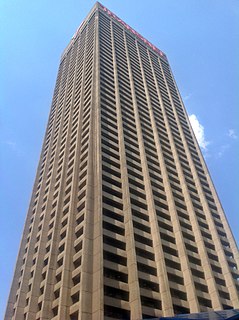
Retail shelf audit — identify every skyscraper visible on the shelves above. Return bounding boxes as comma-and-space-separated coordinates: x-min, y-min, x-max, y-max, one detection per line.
5, 2, 239, 319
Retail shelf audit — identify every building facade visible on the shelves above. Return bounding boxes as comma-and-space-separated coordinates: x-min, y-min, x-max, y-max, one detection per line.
5, 3, 239, 320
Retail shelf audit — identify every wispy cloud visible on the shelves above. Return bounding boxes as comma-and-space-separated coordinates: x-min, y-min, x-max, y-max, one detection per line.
4, 140, 16, 148
217, 144, 229, 158
189, 114, 210, 151
228, 129, 237, 140
1, 140, 24, 157
183, 93, 192, 101
215, 129, 237, 158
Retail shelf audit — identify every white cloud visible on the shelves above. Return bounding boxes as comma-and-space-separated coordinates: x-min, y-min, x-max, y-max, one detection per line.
228, 129, 237, 139
189, 114, 210, 151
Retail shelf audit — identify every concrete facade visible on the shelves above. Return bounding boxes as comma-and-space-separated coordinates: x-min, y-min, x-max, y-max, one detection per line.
5, 3, 239, 320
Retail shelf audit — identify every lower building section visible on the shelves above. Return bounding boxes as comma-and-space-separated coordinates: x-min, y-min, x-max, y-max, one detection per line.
160, 309, 239, 320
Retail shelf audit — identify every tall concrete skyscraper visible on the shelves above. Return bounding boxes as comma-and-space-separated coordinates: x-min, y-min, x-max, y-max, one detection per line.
6, 2, 239, 320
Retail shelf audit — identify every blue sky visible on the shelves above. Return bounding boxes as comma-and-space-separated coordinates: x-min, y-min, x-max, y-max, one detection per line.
1, 0, 238, 317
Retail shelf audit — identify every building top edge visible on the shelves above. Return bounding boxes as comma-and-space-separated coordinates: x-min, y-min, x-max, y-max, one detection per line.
61, 2, 167, 62
97, 2, 167, 60
60, 2, 99, 60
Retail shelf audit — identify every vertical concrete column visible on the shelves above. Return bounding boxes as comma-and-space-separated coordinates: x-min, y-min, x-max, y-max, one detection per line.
135, 42, 174, 317
64, 27, 94, 320
91, 11, 104, 320
112, 25, 142, 320
51, 45, 79, 320
148, 53, 200, 313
